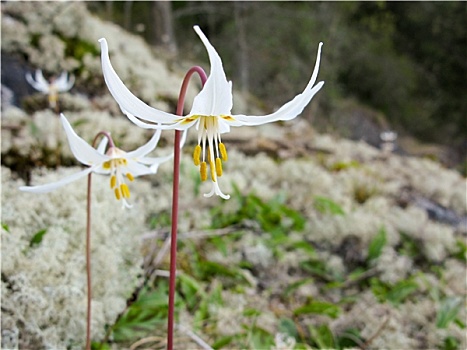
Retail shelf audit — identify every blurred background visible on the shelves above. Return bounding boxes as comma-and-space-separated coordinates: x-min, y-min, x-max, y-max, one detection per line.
87, 1, 466, 171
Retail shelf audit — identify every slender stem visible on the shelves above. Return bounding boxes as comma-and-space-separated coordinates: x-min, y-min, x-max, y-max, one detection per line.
86, 172, 92, 350
167, 66, 207, 350
85, 131, 114, 350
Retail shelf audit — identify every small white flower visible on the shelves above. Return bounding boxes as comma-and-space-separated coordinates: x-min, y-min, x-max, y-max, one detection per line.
25, 70, 75, 108
99, 25, 324, 199
20, 114, 178, 208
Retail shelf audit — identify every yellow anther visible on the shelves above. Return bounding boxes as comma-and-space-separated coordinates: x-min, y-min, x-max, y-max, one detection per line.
200, 162, 207, 181
193, 145, 202, 166
121, 184, 130, 198
114, 187, 122, 200
110, 175, 117, 189
209, 160, 216, 182
126, 173, 134, 182
103, 161, 111, 170
215, 157, 223, 177
219, 143, 228, 161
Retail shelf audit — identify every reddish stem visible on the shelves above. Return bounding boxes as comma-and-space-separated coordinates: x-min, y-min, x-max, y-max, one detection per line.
167, 66, 207, 350
85, 131, 114, 350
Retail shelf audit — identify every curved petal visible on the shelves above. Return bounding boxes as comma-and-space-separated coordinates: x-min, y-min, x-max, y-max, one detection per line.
124, 160, 154, 177
25, 72, 49, 93
232, 42, 324, 126
126, 128, 162, 159
126, 110, 194, 131
55, 72, 75, 91
35, 70, 50, 91
99, 38, 178, 124
233, 82, 324, 126
60, 114, 109, 166
189, 26, 233, 116
96, 136, 109, 154
19, 166, 94, 193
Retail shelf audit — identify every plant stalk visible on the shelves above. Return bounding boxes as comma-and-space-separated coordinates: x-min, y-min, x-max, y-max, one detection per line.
167, 66, 207, 350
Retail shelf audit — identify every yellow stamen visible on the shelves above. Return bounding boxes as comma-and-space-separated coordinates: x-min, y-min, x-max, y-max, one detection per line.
126, 173, 134, 182
193, 145, 201, 166
219, 143, 228, 161
215, 157, 223, 177
120, 184, 130, 198
209, 160, 216, 182
110, 175, 117, 188
200, 162, 207, 181
103, 161, 111, 170
114, 187, 122, 200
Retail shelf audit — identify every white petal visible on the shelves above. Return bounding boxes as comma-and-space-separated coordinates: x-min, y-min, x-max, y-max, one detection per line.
35, 70, 50, 91
99, 38, 178, 124
125, 160, 154, 177
25, 71, 49, 93
96, 136, 109, 154
19, 166, 94, 193
232, 42, 324, 126
60, 114, 109, 166
126, 110, 194, 131
204, 181, 230, 200
125, 128, 161, 159
190, 26, 233, 116
55, 72, 74, 91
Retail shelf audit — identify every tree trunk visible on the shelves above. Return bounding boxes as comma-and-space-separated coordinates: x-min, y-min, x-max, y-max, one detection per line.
151, 1, 177, 54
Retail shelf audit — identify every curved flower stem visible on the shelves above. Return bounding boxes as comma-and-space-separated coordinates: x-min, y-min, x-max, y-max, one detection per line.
168, 66, 207, 350
86, 131, 114, 350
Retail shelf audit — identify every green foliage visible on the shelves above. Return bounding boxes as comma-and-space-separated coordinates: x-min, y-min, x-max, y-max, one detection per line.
211, 186, 306, 242
313, 196, 345, 216
436, 297, 463, 329
451, 240, 467, 262
29, 228, 47, 247
278, 317, 299, 339
309, 324, 335, 349
370, 277, 419, 305
367, 226, 387, 262
293, 300, 341, 319
1, 222, 10, 232
441, 336, 461, 350
110, 284, 171, 342
329, 160, 360, 172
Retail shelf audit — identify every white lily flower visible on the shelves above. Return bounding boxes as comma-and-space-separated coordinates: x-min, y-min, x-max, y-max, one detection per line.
20, 114, 180, 208
26, 70, 75, 108
99, 25, 324, 199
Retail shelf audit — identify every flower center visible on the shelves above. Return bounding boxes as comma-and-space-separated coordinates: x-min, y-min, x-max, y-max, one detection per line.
102, 148, 134, 201
191, 116, 228, 183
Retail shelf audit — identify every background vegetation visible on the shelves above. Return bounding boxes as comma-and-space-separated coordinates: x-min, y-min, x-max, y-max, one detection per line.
88, 1, 466, 162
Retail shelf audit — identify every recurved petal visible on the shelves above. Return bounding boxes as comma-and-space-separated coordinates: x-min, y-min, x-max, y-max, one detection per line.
35, 70, 50, 90
96, 136, 109, 154
124, 159, 154, 177
189, 26, 233, 117
25, 72, 49, 93
232, 42, 324, 126
55, 72, 75, 91
125, 128, 162, 159
99, 38, 178, 124
126, 110, 194, 131
60, 114, 109, 166
19, 166, 94, 193
204, 181, 230, 200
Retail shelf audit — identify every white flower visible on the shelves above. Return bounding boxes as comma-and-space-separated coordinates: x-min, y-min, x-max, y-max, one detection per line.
20, 114, 177, 208
26, 70, 75, 108
99, 25, 324, 199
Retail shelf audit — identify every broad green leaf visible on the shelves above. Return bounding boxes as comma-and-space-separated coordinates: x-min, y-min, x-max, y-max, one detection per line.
309, 324, 335, 348
278, 317, 299, 339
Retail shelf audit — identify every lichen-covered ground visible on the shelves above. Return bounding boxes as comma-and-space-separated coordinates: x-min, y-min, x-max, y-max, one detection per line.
1, 2, 466, 350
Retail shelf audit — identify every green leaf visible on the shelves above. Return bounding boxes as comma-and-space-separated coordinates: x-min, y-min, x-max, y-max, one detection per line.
284, 278, 314, 296
1, 222, 10, 232
278, 317, 299, 339
386, 280, 419, 305
212, 335, 235, 349
442, 336, 460, 350
313, 196, 345, 216
293, 300, 341, 319
30, 229, 47, 247
367, 227, 387, 261
436, 297, 462, 329
309, 324, 335, 348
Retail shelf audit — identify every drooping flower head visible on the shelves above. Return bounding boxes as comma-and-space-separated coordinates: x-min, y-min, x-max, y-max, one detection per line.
20, 114, 178, 208
26, 70, 75, 108
99, 25, 324, 199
